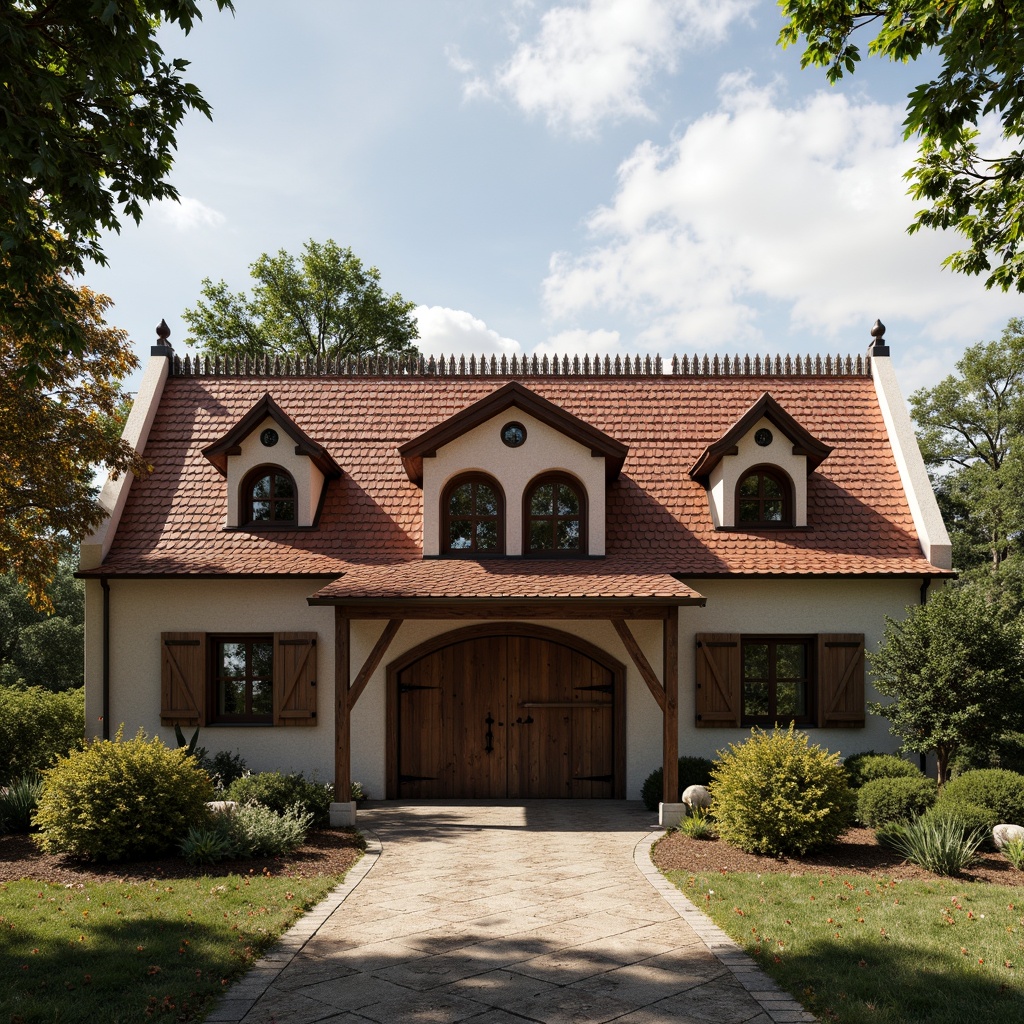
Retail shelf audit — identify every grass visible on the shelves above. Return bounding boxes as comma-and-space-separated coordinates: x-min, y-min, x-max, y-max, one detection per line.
0, 868, 349, 1023
662, 866, 1024, 1024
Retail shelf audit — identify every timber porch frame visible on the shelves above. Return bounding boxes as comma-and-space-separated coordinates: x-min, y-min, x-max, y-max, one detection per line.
307, 596, 705, 805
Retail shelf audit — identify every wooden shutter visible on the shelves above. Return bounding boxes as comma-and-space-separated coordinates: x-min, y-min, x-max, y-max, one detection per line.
274, 632, 318, 726
818, 634, 865, 728
695, 634, 740, 727
161, 633, 207, 726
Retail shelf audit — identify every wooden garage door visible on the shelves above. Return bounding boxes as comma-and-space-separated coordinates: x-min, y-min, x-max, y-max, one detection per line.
388, 626, 624, 799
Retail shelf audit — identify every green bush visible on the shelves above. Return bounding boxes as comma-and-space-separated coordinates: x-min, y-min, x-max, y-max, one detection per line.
677, 806, 715, 839
857, 775, 938, 827
843, 752, 922, 789
34, 731, 214, 861
179, 802, 312, 865
0, 774, 43, 834
0, 685, 84, 785
877, 814, 987, 876
710, 725, 854, 856
227, 771, 332, 827
940, 768, 1024, 825
1003, 837, 1024, 870
201, 749, 248, 789
641, 756, 715, 812
921, 799, 998, 847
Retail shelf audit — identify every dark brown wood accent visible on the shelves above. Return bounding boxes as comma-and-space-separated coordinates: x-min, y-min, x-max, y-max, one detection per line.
612, 620, 666, 711
397, 380, 629, 484
334, 610, 350, 801
321, 599, 698, 618
522, 472, 588, 557
818, 634, 866, 728
663, 606, 679, 803
348, 619, 403, 711
695, 633, 741, 727
387, 623, 625, 800
273, 632, 317, 725
160, 632, 207, 726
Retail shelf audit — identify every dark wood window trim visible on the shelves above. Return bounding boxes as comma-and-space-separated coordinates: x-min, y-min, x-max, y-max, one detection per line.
441, 472, 506, 556
242, 465, 298, 526
209, 634, 274, 724
734, 464, 793, 528
523, 472, 588, 558
740, 634, 814, 727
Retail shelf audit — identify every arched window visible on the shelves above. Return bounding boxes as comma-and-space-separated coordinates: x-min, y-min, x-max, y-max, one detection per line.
735, 466, 792, 526
243, 466, 297, 526
524, 473, 587, 556
442, 474, 505, 555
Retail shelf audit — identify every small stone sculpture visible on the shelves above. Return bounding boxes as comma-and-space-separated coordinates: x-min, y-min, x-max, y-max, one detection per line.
681, 784, 712, 812
993, 823, 1024, 850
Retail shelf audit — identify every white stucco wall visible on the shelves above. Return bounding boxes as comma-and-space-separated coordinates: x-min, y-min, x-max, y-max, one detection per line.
421, 409, 607, 556
707, 416, 808, 528
86, 575, 925, 801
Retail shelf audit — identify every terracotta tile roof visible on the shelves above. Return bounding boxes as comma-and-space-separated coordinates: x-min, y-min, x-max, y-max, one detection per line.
88, 373, 947, 592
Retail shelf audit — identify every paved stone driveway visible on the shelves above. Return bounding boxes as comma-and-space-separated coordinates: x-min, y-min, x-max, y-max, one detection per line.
210, 801, 814, 1024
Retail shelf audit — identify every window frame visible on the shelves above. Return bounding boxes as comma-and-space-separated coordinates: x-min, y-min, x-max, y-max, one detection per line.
440, 472, 506, 557
241, 464, 298, 527
740, 635, 815, 727
208, 634, 275, 724
734, 465, 793, 528
522, 472, 588, 558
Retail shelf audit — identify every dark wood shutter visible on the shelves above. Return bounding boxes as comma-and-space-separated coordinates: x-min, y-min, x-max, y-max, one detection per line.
161, 633, 207, 726
818, 634, 865, 728
695, 634, 740, 727
274, 632, 318, 726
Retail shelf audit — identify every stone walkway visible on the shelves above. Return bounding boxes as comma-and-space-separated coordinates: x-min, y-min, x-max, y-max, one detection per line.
209, 802, 814, 1023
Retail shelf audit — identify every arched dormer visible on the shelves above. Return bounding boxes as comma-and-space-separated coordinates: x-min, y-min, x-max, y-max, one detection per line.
202, 393, 342, 529
689, 392, 832, 529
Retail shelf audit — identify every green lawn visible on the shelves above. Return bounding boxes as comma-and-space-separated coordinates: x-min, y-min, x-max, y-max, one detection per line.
662, 867, 1024, 1024
0, 870, 350, 1023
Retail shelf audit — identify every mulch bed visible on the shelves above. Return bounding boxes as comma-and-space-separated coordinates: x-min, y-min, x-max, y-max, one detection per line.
652, 826, 1023, 885
0, 829, 364, 886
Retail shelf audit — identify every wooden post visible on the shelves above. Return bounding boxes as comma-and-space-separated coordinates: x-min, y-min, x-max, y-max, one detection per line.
663, 606, 679, 804
334, 608, 351, 800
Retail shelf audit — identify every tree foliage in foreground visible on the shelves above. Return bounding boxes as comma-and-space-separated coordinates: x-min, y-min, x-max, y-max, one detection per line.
0, 288, 147, 610
1, 0, 233, 382
910, 317, 1024, 569
183, 239, 420, 363
778, 1, 1024, 291
868, 584, 1024, 785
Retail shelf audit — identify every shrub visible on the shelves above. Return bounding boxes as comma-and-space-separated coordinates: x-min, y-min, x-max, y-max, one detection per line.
877, 814, 987, 876
179, 802, 312, 865
0, 774, 43, 834
857, 776, 938, 827
641, 756, 715, 811
710, 725, 854, 856
0, 685, 84, 784
843, 752, 922, 789
678, 806, 715, 839
920, 799, 998, 847
1003, 837, 1024, 870
33, 730, 214, 861
227, 771, 333, 827
939, 768, 1024, 825
201, 749, 248, 790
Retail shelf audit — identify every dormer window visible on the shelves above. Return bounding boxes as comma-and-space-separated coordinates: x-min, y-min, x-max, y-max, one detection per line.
243, 466, 297, 526
525, 474, 586, 556
736, 467, 792, 526
443, 474, 505, 555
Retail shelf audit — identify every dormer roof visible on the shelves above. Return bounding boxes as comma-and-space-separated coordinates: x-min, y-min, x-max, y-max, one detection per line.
202, 393, 343, 479
688, 391, 833, 485
397, 380, 629, 485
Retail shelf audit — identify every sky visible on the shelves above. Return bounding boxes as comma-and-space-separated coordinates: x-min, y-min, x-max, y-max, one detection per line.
86, 0, 1024, 399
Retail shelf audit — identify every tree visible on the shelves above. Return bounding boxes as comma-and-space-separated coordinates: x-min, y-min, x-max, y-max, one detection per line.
778, 1, 1024, 292
0, 287, 148, 610
868, 584, 1024, 785
1, 1, 233, 383
909, 318, 1024, 569
182, 239, 420, 362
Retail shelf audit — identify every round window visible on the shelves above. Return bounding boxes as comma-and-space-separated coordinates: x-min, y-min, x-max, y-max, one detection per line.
754, 428, 773, 447
260, 428, 279, 447
500, 422, 527, 448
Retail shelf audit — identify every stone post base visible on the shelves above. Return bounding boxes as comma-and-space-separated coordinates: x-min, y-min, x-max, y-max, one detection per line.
329, 801, 358, 827
659, 802, 687, 828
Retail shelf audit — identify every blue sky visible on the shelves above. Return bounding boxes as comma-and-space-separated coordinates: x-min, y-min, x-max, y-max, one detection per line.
87, 0, 1022, 397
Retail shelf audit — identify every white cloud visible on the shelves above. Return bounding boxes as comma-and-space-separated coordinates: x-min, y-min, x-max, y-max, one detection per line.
151, 196, 226, 232
538, 327, 622, 356
463, 0, 754, 136
414, 306, 524, 358
543, 76, 1023, 352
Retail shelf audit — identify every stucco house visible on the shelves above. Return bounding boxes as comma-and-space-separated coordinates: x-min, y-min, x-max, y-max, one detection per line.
80, 322, 952, 825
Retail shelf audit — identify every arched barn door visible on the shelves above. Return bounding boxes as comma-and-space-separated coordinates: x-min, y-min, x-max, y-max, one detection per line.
387, 624, 625, 799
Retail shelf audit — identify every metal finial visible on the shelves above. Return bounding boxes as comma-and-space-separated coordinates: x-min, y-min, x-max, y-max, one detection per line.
868, 318, 889, 357
156, 319, 171, 340
870, 319, 886, 340
152, 318, 174, 357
